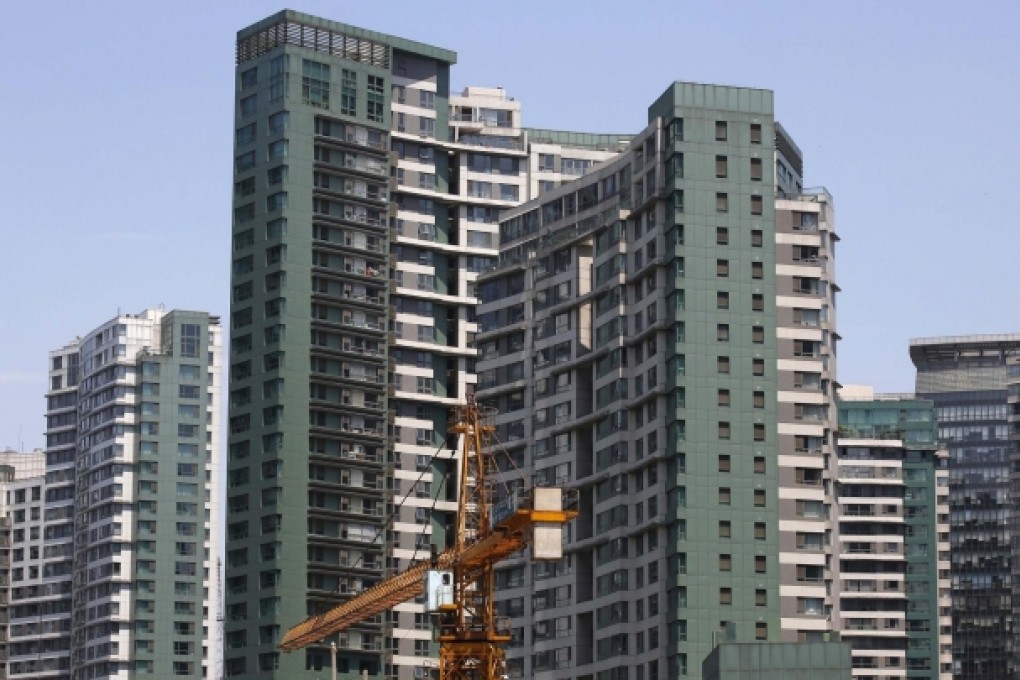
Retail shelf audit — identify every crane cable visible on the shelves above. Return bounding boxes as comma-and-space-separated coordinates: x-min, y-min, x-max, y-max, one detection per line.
309, 433, 450, 621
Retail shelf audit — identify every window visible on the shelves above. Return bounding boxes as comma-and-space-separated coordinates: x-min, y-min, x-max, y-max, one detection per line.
268, 140, 288, 159
718, 422, 731, 440
241, 67, 258, 89
719, 521, 731, 538
715, 155, 727, 178
301, 59, 330, 108
269, 111, 289, 135
367, 75, 385, 122
751, 195, 763, 215
753, 391, 765, 408
719, 554, 732, 571
752, 326, 765, 343
752, 294, 764, 311
755, 622, 767, 640
717, 292, 729, 309
716, 259, 729, 277
754, 457, 766, 474
716, 192, 728, 213
718, 455, 731, 473
754, 489, 766, 507
751, 229, 763, 247
719, 488, 731, 505
717, 356, 730, 374
717, 324, 729, 342
341, 69, 357, 116
755, 556, 767, 573
715, 121, 728, 141
719, 588, 732, 605
750, 157, 763, 181
235, 151, 255, 172
239, 94, 257, 118
751, 261, 763, 279
750, 123, 762, 144
752, 359, 765, 376
235, 123, 256, 146
180, 324, 201, 357
718, 389, 730, 407
420, 117, 436, 138
753, 423, 766, 442
716, 227, 728, 245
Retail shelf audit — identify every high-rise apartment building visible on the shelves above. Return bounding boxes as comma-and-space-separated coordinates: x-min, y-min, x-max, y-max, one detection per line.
835, 387, 952, 679
910, 335, 1020, 680
476, 82, 840, 679
41, 309, 221, 680
226, 11, 628, 679
0, 450, 50, 679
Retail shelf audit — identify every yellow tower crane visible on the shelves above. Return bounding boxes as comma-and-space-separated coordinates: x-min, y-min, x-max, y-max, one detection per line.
279, 397, 577, 679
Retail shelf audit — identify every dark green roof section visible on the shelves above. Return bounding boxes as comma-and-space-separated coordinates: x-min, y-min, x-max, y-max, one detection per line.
238, 9, 457, 64
648, 81, 774, 123
525, 128, 634, 151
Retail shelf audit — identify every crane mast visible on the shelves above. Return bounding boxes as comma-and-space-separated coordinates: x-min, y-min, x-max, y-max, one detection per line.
439, 398, 503, 680
279, 396, 577, 680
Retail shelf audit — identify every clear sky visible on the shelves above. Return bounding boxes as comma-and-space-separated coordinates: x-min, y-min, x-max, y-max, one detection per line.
2, 0, 1018, 451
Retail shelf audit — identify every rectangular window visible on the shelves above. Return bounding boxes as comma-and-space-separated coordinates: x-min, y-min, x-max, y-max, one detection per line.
716, 227, 728, 245
718, 389, 730, 407
716, 192, 728, 213
754, 489, 766, 507
751, 261, 763, 279
717, 292, 729, 309
715, 121, 728, 141
235, 123, 256, 146
241, 67, 258, 89
752, 359, 765, 376
715, 155, 727, 178
716, 324, 729, 342
750, 123, 762, 144
341, 69, 357, 116
752, 326, 764, 343
750, 157, 763, 181
239, 94, 257, 118
752, 294, 764, 311
367, 75, 385, 122
751, 230, 763, 247
718, 455, 730, 472
718, 422, 731, 440
751, 195, 763, 215
717, 356, 730, 374
716, 259, 729, 277
268, 111, 289, 135
301, 59, 330, 108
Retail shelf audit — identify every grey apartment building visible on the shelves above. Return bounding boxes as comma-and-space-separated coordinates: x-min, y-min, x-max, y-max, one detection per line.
39, 309, 221, 680
225, 11, 626, 680
911, 335, 1020, 680
475, 82, 841, 679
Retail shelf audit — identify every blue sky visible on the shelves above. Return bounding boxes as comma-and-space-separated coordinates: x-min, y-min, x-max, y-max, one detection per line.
2, 0, 1018, 450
